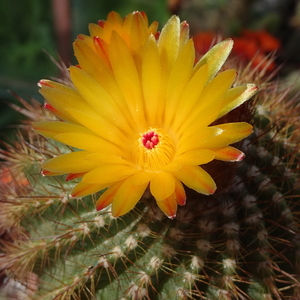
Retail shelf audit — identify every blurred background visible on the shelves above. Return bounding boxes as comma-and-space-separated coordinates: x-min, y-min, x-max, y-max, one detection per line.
1, 0, 300, 140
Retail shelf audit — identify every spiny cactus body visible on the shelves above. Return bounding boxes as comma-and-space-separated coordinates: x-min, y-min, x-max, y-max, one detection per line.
1, 80, 300, 300
1, 11, 300, 300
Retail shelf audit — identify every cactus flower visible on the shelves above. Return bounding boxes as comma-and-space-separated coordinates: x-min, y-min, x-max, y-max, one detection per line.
33, 11, 257, 218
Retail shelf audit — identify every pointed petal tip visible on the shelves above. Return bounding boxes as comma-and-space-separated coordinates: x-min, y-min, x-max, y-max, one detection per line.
41, 169, 57, 177
44, 103, 59, 114
41, 169, 47, 177
201, 182, 217, 195
96, 204, 104, 211
168, 214, 176, 220
224, 38, 234, 47
177, 197, 186, 206
38, 80, 53, 88
96, 200, 110, 212
236, 152, 246, 161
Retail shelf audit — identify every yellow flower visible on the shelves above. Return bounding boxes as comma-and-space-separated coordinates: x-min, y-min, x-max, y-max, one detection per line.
33, 11, 257, 219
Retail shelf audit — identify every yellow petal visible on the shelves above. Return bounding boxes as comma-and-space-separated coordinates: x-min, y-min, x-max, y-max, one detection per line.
108, 31, 146, 129
178, 69, 237, 137
212, 146, 245, 162
204, 122, 253, 148
148, 19, 159, 35
171, 64, 209, 133
129, 172, 155, 186
88, 23, 103, 38
174, 149, 215, 166
194, 38, 233, 81
74, 38, 107, 74
172, 165, 216, 195
164, 39, 195, 128
65, 108, 129, 147
217, 84, 258, 119
142, 35, 162, 126
71, 181, 110, 198
111, 176, 148, 217
85, 153, 128, 164
177, 127, 223, 154
179, 21, 190, 49
73, 38, 113, 83
82, 164, 139, 185
158, 15, 180, 73
150, 172, 176, 201
127, 11, 150, 55
156, 193, 177, 219
74, 39, 137, 126
92, 36, 111, 68
39, 80, 92, 123
54, 132, 123, 154
107, 11, 124, 27
42, 151, 96, 173
69, 66, 132, 132
33, 121, 94, 138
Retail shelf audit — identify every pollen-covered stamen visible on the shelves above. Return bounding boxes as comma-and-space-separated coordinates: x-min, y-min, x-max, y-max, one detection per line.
134, 128, 175, 172
141, 131, 159, 149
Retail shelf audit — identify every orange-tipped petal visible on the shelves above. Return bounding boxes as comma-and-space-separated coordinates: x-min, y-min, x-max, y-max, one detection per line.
96, 182, 121, 211
66, 172, 86, 181
174, 179, 186, 206
72, 181, 110, 198
111, 177, 148, 217
212, 146, 245, 162
156, 194, 177, 219
150, 172, 176, 201
172, 165, 216, 196
41, 170, 64, 177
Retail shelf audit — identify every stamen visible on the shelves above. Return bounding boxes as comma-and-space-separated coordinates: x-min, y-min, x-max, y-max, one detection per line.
141, 131, 159, 149
134, 128, 175, 172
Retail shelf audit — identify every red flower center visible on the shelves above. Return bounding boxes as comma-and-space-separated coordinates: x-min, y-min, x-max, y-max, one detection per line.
141, 131, 159, 149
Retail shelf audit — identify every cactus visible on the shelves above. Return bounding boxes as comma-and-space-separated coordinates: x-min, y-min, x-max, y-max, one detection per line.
1, 12, 300, 300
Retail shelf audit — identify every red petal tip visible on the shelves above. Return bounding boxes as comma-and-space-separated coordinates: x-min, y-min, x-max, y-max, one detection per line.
237, 152, 245, 161
96, 204, 104, 211
167, 214, 176, 220
38, 80, 53, 88
41, 169, 50, 176
97, 20, 105, 27
77, 34, 85, 40
44, 103, 59, 114
181, 21, 189, 29
177, 198, 186, 206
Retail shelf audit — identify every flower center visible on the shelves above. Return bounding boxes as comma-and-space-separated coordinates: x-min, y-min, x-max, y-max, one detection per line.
141, 131, 159, 149
134, 128, 175, 172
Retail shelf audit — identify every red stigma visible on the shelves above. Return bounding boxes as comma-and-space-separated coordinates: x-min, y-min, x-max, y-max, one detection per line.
141, 131, 159, 149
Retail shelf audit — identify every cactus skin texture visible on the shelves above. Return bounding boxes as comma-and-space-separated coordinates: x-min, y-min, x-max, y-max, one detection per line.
1, 64, 300, 300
